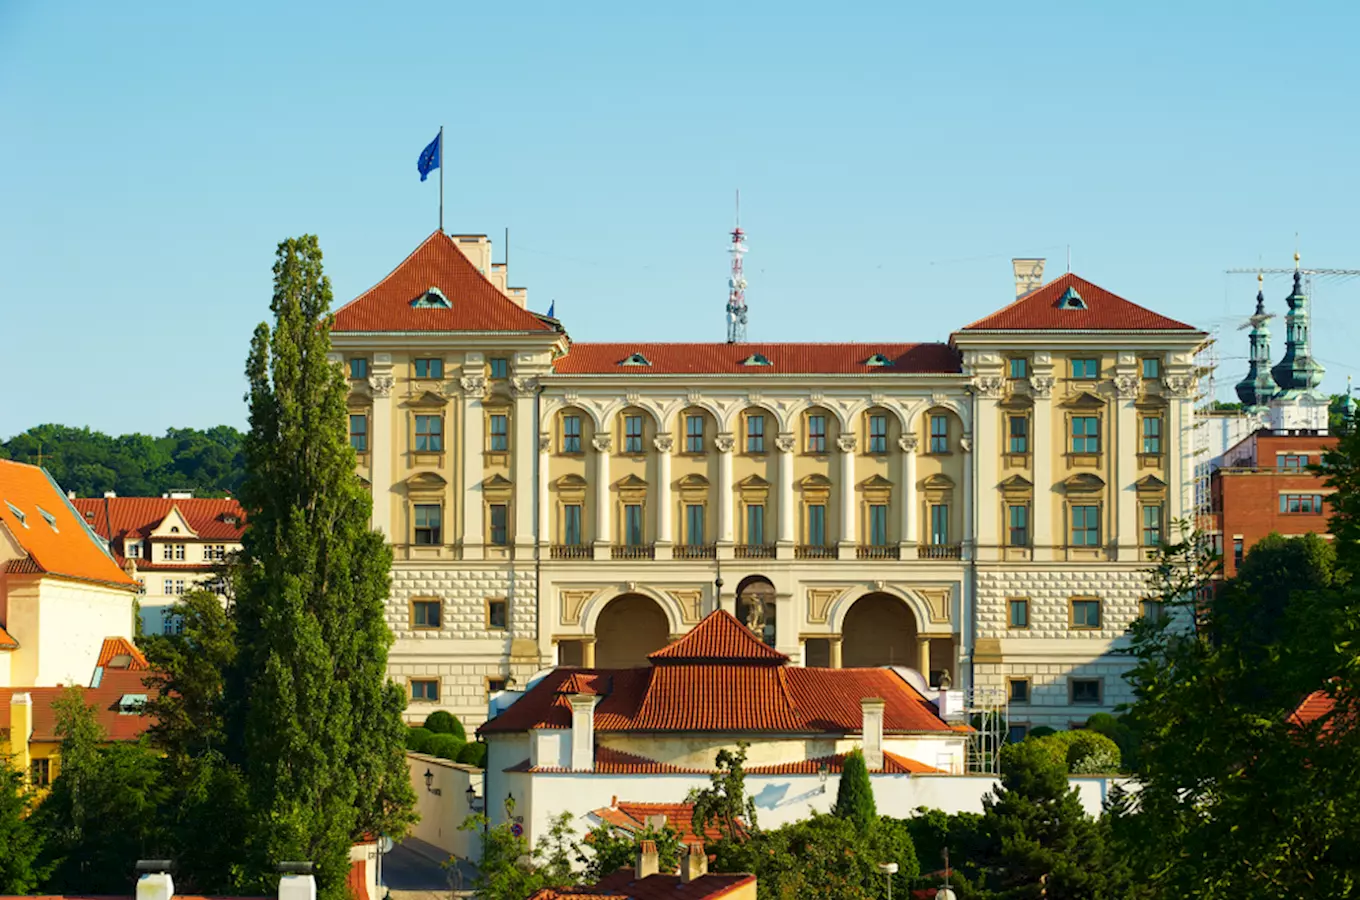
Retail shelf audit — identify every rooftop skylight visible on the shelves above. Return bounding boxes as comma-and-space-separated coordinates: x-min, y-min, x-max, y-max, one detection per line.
620, 352, 652, 367
1058, 286, 1087, 310
741, 353, 773, 367
35, 506, 57, 531
411, 286, 451, 308
5, 501, 26, 527
865, 353, 893, 367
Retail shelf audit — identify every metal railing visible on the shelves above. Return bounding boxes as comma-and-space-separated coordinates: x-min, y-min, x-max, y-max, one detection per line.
550, 544, 592, 560
918, 544, 963, 560
611, 544, 656, 560
795, 544, 836, 560
674, 544, 717, 560
735, 543, 776, 559
857, 545, 900, 560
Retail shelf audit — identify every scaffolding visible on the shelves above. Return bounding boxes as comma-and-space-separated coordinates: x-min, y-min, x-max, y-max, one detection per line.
954, 686, 1007, 776
1191, 329, 1219, 541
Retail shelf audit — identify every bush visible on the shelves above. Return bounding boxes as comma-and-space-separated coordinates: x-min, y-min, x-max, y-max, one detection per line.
405, 726, 434, 754
427, 734, 465, 761
457, 742, 488, 768
1027, 725, 1057, 739
1062, 731, 1121, 773
424, 711, 466, 740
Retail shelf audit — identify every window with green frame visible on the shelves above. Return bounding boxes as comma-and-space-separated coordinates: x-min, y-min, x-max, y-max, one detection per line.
1070, 416, 1099, 453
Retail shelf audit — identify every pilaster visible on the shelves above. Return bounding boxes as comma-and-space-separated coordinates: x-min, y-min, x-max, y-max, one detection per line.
368, 355, 395, 537
592, 434, 613, 559
512, 376, 538, 551
899, 434, 918, 549
460, 368, 486, 560
837, 433, 857, 557
1030, 362, 1056, 561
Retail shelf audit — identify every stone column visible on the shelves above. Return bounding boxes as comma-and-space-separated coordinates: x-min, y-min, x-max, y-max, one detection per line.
917, 635, 932, 678
592, 434, 613, 559
1114, 372, 1140, 558
899, 434, 918, 547
837, 434, 857, 557
1167, 375, 1195, 521
581, 637, 597, 668
654, 434, 674, 548
1031, 372, 1055, 560
512, 377, 538, 552
716, 433, 735, 548
368, 363, 395, 537
461, 373, 487, 560
776, 433, 796, 556
829, 635, 843, 669
537, 432, 552, 547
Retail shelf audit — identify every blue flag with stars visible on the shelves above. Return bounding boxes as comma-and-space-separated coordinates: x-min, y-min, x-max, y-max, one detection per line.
417, 132, 441, 181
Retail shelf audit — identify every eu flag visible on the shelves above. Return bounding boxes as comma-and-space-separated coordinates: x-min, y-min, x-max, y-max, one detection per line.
417, 132, 441, 181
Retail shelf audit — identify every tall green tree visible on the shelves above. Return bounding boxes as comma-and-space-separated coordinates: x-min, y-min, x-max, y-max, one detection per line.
687, 742, 757, 841
0, 755, 44, 894
832, 749, 877, 833
229, 235, 412, 898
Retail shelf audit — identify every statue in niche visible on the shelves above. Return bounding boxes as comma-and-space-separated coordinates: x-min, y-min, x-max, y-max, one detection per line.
743, 597, 765, 635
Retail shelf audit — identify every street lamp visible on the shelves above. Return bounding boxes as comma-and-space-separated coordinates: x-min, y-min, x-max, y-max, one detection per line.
423, 769, 441, 796
465, 784, 484, 811
878, 862, 898, 900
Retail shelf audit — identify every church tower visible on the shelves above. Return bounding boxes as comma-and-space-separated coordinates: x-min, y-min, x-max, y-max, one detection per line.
1267, 253, 1329, 431
1234, 274, 1279, 410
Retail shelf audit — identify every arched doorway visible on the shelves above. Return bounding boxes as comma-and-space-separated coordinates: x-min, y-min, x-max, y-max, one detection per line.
595, 594, 670, 668
841, 592, 919, 669
735, 575, 777, 647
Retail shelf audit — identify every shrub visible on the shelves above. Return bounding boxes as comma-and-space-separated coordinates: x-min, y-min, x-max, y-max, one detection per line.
457, 742, 488, 768
1062, 731, 1121, 773
424, 711, 466, 740
427, 734, 465, 761
405, 726, 434, 754
1027, 725, 1057, 739
831, 749, 877, 833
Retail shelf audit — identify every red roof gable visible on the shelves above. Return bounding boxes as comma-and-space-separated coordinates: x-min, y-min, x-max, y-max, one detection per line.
592, 800, 728, 843
71, 497, 245, 544
96, 636, 150, 671
1, 668, 157, 743
481, 611, 951, 736
960, 273, 1198, 332
333, 231, 554, 334
0, 625, 17, 650
0, 461, 136, 590
552, 342, 961, 375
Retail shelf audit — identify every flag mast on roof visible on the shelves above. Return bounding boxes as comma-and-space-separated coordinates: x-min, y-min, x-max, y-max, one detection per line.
726, 190, 748, 343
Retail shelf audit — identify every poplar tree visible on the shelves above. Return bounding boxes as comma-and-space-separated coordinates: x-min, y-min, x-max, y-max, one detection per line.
832, 749, 878, 834
232, 235, 413, 897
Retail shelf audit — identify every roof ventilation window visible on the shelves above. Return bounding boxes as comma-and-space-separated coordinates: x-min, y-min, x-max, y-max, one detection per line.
741, 353, 773, 367
410, 286, 451, 309
5, 501, 26, 527
117, 693, 148, 714
222, 514, 240, 526
1058, 286, 1087, 310
865, 353, 893, 367
35, 506, 57, 531
620, 352, 652, 367
84, 510, 95, 522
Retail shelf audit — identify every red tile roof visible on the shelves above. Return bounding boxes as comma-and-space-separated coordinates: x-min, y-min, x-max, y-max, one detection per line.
333, 231, 554, 334
959, 273, 1199, 332
515, 747, 942, 776
481, 610, 951, 736
0, 625, 17, 650
552, 342, 961, 375
71, 497, 245, 545
649, 610, 787, 664
0, 668, 157, 743
95, 636, 150, 671
751, 751, 945, 775
591, 801, 728, 843
0, 461, 136, 590
528, 871, 755, 900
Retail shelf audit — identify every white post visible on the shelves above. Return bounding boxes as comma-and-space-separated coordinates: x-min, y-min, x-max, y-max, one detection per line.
1116, 376, 1140, 558
860, 697, 885, 771
1031, 372, 1055, 560
569, 694, 599, 771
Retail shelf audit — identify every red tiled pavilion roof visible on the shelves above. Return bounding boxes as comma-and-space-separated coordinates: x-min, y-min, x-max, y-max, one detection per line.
552, 342, 961, 376
591, 800, 729, 843
333, 231, 554, 334
959, 273, 1199, 332
71, 497, 245, 544
648, 610, 787, 663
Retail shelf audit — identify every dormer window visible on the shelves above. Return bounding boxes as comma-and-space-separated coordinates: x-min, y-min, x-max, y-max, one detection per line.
117, 693, 148, 714
125, 541, 142, 559
35, 506, 57, 531
620, 352, 652, 367
222, 514, 240, 527
865, 353, 893, 367
5, 501, 26, 527
1058, 286, 1087, 310
84, 510, 95, 522
741, 353, 772, 367
410, 286, 451, 309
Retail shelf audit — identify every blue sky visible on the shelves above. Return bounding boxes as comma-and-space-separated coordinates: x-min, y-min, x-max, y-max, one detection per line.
3, 1, 1359, 438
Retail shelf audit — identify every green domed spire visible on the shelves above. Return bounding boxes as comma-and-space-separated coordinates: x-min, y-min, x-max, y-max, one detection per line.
1271, 253, 1327, 396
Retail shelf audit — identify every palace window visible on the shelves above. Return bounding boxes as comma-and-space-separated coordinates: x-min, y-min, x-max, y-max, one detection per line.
415, 415, 443, 452
806, 504, 826, 545
1070, 358, 1099, 380
746, 414, 765, 453
624, 504, 644, 546
1009, 358, 1028, 379
1008, 598, 1029, 629
868, 415, 888, 453
930, 415, 949, 453
1071, 678, 1103, 704
868, 504, 889, 546
686, 415, 704, 453
562, 415, 582, 453
489, 504, 508, 546
807, 415, 827, 453
29, 759, 50, 787
1070, 598, 1103, 629
1142, 357, 1160, 379
349, 357, 368, 379
1070, 505, 1100, 546
489, 414, 508, 452
410, 679, 438, 702
1142, 504, 1164, 547
1141, 416, 1162, 454
487, 598, 508, 630
414, 358, 443, 379
685, 504, 705, 545
1008, 678, 1031, 703
489, 357, 508, 380
1278, 453, 1310, 471
930, 504, 949, 545
746, 505, 765, 545
413, 504, 441, 545
411, 599, 441, 629
624, 416, 644, 453
563, 504, 582, 545
1008, 504, 1029, 547
1071, 416, 1100, 454
350, 414, 368, 452
1008, 416, 1028, 454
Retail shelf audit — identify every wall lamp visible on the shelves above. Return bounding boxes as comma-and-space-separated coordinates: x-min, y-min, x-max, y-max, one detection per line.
423, 769, 442, 796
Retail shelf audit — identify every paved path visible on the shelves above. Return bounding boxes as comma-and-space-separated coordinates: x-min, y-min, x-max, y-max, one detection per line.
381, 837, 477, 900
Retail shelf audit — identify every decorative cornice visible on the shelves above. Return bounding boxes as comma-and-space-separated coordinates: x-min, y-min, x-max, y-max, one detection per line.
367, 374, 394, 397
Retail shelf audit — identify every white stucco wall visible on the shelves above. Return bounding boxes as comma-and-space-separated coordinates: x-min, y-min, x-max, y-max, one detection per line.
5, 576, 134, 687
405, 753, 484, 864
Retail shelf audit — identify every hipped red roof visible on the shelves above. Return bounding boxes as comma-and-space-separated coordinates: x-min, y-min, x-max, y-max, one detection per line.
960, 273, 1198, 332
517, 747, 942, 776
0, 669, 157, 742
552, 342, 961, 376
591, 801, 728, 843
333, 231, 553, 333
481, 610, 950, 736
71, 497, 246, 543
0, 460, 136, 589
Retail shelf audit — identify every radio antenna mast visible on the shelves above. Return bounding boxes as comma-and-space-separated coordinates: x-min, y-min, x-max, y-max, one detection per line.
726, 190, 748, 343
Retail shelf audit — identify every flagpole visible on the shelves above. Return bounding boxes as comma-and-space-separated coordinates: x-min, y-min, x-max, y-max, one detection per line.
439, 125, 445, 233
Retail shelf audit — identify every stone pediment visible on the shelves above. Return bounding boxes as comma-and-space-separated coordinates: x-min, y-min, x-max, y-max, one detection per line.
554, 474, 588, 490
402, 390, 448, 408
1061, 390, 1105, 410
402, 471, 448, 489
857, 474, 894, 490
677, 473, 711, 489
922, 473, 955, 490
1062, 473, 1106, 493
1135, 474, 1168, 494
483, 474, 513, 489
614, 473, 648, 490
736, 474, 770, 490
799, 473, 833, 490
999, 475, 1034, 496
999, 392, 1034, 410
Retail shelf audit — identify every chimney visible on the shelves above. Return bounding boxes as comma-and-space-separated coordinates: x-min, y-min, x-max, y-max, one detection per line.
861, 697, 886, 772
103, 490, 116, 498
9, 693, 32, 777
680, 842, 708, 884
134, 862, 175, 900
66, 490, 75, 500
1012, 258, 1046, 299
636, 840, 660, 879
277, 863, 317, 900
568, 694, 599, 771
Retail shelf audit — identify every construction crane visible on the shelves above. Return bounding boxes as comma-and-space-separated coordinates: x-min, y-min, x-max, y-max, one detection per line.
1224, 266, 1360, 296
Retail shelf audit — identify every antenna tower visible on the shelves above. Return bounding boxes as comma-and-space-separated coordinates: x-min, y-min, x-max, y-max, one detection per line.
726, 191, 748, 343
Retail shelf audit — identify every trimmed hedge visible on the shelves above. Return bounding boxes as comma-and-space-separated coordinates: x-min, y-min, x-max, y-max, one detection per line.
1021, 728, 1122, 774
405, 726, 434, 754
423, 711, 467, 740
427, 733, 465, 761
457, 741, 488, 768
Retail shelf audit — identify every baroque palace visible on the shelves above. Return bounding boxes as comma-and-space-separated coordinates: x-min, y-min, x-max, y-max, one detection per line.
330, 231, 1205, 731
